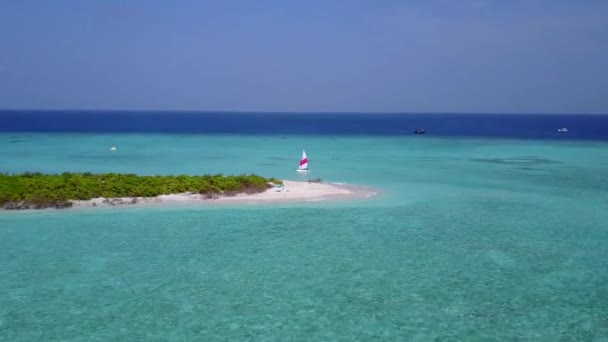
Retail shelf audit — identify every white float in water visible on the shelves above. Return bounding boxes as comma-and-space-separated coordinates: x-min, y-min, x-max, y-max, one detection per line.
110, 146, 117, 151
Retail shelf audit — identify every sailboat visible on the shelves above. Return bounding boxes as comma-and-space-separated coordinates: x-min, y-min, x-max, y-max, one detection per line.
297, 150, 309, 172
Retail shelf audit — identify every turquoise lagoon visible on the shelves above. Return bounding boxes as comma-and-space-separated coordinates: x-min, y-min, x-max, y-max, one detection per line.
1, 133, 607, 340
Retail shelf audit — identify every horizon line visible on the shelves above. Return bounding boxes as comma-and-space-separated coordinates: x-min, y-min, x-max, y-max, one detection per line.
0, 108, 607, 116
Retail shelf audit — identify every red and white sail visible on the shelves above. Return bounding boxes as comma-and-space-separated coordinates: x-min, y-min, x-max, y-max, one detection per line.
297, 150, 309, 171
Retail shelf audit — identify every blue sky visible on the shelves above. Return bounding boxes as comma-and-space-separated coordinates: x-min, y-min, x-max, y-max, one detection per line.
0, 0, 606, 113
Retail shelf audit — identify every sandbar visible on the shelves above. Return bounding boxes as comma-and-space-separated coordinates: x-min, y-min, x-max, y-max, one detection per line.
72, 180, 376, 208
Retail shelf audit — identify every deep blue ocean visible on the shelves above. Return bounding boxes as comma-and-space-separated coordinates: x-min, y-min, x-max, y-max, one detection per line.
1, 110, 608, 340
1, 110, 607, 139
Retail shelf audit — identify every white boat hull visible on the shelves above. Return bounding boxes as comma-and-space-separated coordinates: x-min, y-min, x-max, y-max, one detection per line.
296, 169, 309, 172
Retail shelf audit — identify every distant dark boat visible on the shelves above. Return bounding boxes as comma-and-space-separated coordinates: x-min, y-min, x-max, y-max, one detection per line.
413, 128, 426, 134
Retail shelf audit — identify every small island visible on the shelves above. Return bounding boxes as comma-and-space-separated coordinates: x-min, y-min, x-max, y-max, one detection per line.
0, 172, 376, 210
0, 172, 281, 210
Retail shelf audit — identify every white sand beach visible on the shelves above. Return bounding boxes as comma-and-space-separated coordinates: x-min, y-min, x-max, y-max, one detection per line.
72, 180, 376, 208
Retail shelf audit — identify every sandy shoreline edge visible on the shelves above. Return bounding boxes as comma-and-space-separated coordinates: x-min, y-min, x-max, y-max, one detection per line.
70, 180, 377, 208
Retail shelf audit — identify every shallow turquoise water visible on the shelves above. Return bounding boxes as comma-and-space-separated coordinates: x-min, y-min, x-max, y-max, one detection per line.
1, 134, 607, 340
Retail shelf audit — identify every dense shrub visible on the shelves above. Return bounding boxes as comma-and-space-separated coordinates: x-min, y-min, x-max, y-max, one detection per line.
0, 172, 279, 209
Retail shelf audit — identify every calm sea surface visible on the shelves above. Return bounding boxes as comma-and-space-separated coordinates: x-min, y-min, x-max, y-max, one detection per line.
1, 111, 607, 340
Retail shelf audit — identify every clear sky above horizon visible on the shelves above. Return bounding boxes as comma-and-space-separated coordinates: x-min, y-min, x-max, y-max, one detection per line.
0, 1, 607, 114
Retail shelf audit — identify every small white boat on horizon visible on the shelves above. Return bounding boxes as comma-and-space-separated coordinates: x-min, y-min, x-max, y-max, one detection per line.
297, 150, 309, 172
557, 128, 568, 133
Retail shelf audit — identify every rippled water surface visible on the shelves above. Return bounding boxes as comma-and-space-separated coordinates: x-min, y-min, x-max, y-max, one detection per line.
1, 133, 607, 340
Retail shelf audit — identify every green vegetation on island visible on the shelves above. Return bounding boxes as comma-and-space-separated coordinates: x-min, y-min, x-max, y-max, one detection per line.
0, 172, 283, 210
